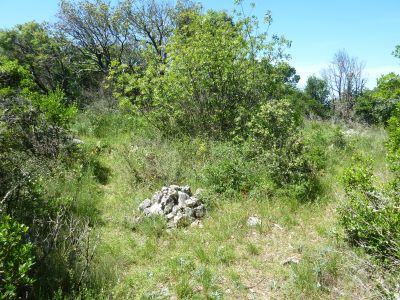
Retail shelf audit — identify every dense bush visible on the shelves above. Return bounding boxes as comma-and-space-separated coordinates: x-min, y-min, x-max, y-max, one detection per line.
355, 73, 400, 125
243, 99, 322, 200
387, 102, 400, 179
0, 95, 103, 298
340, 154, 400, 263
0, 216, 35, 299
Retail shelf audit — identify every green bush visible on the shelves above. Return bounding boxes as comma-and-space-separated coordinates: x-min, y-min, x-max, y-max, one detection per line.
355, 73, 400, 125
339, 156, 400, 263
387, 102, 400, 179
0, 215, 35, 299
243, 99, 322, 200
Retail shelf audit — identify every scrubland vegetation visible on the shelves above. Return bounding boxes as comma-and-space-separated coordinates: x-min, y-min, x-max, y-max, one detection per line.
0, 0, 399, 299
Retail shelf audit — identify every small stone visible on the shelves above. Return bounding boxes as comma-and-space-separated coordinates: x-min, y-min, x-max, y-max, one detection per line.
139, 199, 152, 211
185, 197, 199, 207
71, 138, 84, 145
166, 212, 175, 220
151, 191, 163, 203
193, 204, 206, 218
181, 186, 192, 196
164, 202, 174, 214
145, 203, 163, 215
169, 184, 180, 191
247, 216, 261, 227
184, 206, 193, 217
190, 220, 203, 228
282, 256, 300, 266
172, 205, 181, 214
166, 190, 179, 204
178, 191, 190, 205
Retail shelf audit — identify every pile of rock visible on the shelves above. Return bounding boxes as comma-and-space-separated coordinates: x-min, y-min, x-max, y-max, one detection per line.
138, 185, 206, 227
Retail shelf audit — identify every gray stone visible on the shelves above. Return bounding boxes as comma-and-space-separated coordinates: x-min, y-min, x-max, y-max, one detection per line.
247, 216, 261, 226
282, 256, 300, 266
178, 191, 190, 205
166, 212, 175, 220
184, 206, 193, 217
169, 184, 180, 191
71, 138, 84, 145
164, 202, 174, 214
181, 186, 192, 196
139, 199, 152, 211
166, 190, 179, 204
194, 204, 206, 218
185, 197, 199, 207
144, 203, 163, 215
151, 191, 163, 203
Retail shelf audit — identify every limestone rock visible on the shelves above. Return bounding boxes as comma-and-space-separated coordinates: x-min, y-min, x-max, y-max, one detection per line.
247, 216, 261, 227
139, 198, 152, 211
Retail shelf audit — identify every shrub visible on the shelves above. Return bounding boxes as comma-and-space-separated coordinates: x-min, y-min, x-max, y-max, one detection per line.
339, 156, 400, 263
243, 99, 321, 200
387, 102, 400, 179
0, 216, 35, 299
355, 73, 400, 125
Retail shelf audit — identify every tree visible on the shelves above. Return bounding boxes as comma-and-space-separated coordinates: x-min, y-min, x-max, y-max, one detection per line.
302, 75, 330, 118
120, 0, 178, 64
0, 22, 95, 103
0, 22, 69, 94
304, 75, 329, 105
355, 73, 400, 125
323, 50, 366, 118
58, 0, 132, 75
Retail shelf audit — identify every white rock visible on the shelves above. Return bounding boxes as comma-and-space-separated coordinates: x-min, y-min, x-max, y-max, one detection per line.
178, 191, 190, 205
138, 199, 152, 211
185, 197, 199, 207
194, 204, 206, 218
247, 216, 261, 226
151, 191, 163, 203
181, 186, 192, 196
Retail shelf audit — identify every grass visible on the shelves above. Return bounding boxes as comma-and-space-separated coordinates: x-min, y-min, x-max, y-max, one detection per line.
71, 112, 390, 299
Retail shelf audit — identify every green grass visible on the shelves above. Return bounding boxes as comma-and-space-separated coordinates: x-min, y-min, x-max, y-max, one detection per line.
70, 112, 390, 299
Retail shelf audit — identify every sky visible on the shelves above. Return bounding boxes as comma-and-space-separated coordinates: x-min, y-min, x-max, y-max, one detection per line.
1, 0, 400, 88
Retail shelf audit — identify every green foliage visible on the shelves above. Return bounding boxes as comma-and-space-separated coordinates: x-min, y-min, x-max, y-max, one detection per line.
244, 99, 301, 152
30, 88, 77, 127
387, 102, 400, 178
341, 155, 374, 192
340, 156, 400, 263
0, 216, 35, 299
243, 99, 321, 200
303, 75, 330, 118
112, 7, 294, 136
0, 56, 38, 98
355, 73, 400, 125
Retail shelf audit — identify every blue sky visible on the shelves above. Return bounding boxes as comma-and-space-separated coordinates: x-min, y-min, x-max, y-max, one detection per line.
1, 0, 400, 88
